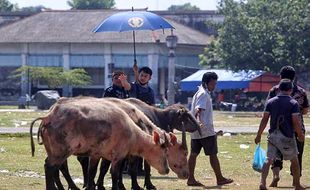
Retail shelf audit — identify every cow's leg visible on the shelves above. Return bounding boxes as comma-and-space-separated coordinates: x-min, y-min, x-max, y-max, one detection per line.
96, 158, 111, 190
53, 168, 65, 190
44, 158, 58, 190
77, 156, 89, 188
86, 157, 100, 190
128, 157, 143, 190
110, 160, 123, 190
117, 159, 126, 190
144, 161, 156, 190
59, 160, 81, 190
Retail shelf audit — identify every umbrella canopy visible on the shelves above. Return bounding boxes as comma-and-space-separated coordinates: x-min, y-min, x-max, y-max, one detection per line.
93, 11, 174, 32
93, 10, 174, 64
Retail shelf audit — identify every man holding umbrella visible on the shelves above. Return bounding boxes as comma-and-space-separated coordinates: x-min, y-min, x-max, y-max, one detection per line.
117, 63, 154, 106
93, 8, 172, 185
93, 8, 174, 102
118, 63, 155, 180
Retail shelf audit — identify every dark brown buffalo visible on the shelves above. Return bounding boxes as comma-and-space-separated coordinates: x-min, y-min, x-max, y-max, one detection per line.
125, 98, 201, 133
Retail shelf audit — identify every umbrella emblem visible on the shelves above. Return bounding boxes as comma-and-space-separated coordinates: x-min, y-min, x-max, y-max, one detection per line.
128, 17, 144, 28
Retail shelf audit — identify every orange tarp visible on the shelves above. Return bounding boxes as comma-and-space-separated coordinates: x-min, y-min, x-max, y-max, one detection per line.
247, 72, 280, 92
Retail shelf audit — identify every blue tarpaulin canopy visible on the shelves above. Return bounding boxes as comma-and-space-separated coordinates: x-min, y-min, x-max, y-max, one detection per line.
180, 69, 265, 91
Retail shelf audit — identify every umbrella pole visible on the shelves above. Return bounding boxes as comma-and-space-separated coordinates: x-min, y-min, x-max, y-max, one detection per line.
133, 30, 137, 65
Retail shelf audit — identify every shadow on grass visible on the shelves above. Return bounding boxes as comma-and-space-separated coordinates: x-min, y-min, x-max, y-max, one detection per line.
183, 185, 230, 189
204, 185, 230, 189
111, 174, 179, 180
277, 186, 309, 189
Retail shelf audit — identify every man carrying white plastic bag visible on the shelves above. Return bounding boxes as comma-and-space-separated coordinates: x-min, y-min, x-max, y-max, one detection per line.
254, 79, 305, 190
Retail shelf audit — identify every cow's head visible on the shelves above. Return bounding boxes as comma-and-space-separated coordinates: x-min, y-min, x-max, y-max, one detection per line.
145, 130, 170, 175
168, 105, 201, 135
167, 132, 189, 179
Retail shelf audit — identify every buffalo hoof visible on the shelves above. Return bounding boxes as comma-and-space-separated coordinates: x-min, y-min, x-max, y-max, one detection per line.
118, 183, 126, 190
68, 184, 81, 190
69, 187, 81, 190
57, 186, 65, 190
85, 185, 96, 190
97, 185, 106, 190
145, 184, 156, 190
131, 185, 143, 190
111, 186, 119, 190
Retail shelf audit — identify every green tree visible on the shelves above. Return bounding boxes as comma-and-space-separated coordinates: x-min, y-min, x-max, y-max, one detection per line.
199, 39, 222, 68
12, 66, 92, 89
18, 5, 50, 13
200, 0, 310, 73
67, 0, 115, 9
0, 0, 16, 12
168, 3, 200, 11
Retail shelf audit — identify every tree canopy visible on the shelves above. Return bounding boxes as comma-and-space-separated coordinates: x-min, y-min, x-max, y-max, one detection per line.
167, 3, 200, 11
0, 0, 16, 12
18, 5, 49, 13
0, 0, 48, 13
67, 0, 115, 10
12, 66, 92, 89
200, 0, 310, 73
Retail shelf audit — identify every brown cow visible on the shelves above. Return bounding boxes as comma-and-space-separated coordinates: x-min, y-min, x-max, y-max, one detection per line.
94, 98, 197, 190
77, 98, 190, 190
48, 97, 190, 190
104, 98, 189, 176
30, 98, 172, 190
57, 97, 197, 190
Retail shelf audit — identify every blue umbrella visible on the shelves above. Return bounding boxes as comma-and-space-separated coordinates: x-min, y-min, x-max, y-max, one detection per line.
93, 10, 174, 64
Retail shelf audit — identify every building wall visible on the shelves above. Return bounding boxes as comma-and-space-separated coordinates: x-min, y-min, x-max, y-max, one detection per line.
0, 42, 203, 102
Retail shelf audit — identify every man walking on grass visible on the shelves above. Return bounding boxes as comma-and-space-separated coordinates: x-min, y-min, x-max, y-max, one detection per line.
187, 71, 233, 187
255, 79, 305, 190
266, 66, 309, 187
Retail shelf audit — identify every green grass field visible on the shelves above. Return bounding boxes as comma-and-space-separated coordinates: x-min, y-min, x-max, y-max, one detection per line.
0, 134, 309, 190
0, 111, 47, 128
0, 108, 309, 189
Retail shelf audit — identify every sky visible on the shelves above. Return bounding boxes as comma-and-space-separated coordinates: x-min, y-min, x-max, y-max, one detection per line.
9, 0, 219, 11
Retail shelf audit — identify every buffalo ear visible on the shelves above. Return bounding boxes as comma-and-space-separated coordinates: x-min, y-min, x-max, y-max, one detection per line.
153, 131, 160, 145
169, 133, 177, 145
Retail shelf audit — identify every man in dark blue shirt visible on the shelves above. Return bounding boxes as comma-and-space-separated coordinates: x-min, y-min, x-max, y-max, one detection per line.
103, 71, 129, 99
255, 79, 305, 190
120, 63, 155, 178
266, 66, 309, 187
129, 67, 155, 105
121, 64, 155, 105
